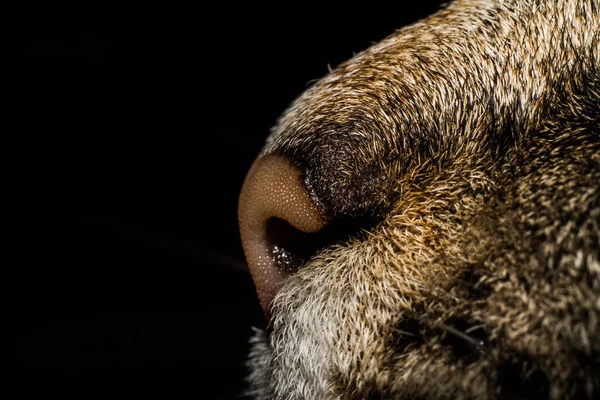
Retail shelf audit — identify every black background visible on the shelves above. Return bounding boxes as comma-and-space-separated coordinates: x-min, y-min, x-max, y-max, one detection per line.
16, 3, 445, 398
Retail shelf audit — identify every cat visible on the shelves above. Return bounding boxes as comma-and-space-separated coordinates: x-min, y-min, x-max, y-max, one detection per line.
238, 1, 600, 398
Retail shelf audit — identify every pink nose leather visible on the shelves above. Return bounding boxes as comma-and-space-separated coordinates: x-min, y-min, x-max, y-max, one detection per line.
238, 155, 325, 317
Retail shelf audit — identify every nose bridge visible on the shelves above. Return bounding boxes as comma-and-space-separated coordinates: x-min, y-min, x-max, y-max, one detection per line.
238, 154, 325, 317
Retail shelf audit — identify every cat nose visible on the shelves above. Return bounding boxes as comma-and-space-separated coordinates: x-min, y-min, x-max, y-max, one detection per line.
238, 154, 325, 318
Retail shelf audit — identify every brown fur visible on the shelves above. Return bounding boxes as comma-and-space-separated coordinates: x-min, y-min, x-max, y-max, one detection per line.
243, 1, 599, 398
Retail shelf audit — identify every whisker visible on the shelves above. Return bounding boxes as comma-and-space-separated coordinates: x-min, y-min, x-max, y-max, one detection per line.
464, 324, 485, 334
401, 310, 487, 354
392, 328, 417, 337
436, 323, 487, 354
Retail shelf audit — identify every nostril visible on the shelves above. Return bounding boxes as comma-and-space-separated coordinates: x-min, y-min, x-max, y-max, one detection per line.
265, 216, 374, 276
238, 154, 326, 317
265, 217, 323, 275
